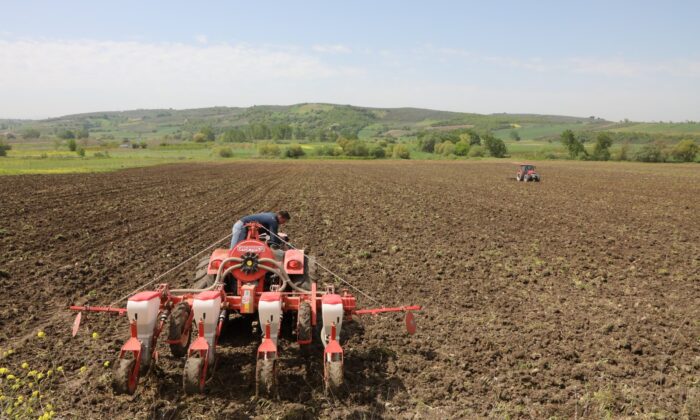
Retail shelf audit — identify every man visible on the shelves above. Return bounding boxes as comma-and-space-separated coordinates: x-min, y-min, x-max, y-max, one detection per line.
230, 210, 290, 248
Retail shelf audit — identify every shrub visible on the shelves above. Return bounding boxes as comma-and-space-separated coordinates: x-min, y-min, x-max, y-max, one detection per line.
560, 129, 586, 159
482, 134, 507, 158
591, 133, 613, 161
369, 145, 386, 158
0, 140, 10, 157
257, 142, 280, 157
22, 128, 41, 139
392, 144, 410, 159
57, 129, 75, 139
193, 133, 207, 143
468, 145, 484, 157
435, 141, 455, 156
613, 142, 630, 161
454, 139, 470, 156
635, 142, 667, 162
285, 144, 305, 158
67, 138, 77, 151
77, 147, 85, 157
315, 144, 343, 156
671, 139, 699, 162
219, 147, 234, 158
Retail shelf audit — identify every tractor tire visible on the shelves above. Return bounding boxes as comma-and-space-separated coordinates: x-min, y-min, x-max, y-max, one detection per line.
255, 358, 277, 398
113, 358, 138, 395
193, 256, 215, 289
297, 301, 312, 344
325, 361, 344, 395
183, 357, 206, 394
168, 302, 193, 358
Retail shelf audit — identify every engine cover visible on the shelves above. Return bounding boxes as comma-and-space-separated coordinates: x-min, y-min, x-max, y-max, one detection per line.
229, 239, 274, 282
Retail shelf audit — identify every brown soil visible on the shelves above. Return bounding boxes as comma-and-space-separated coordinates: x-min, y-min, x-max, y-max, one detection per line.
0, 161, 698, 418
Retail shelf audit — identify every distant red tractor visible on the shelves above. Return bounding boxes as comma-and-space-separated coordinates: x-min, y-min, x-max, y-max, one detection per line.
516, 163, 541, 182
70, 222, 420, 397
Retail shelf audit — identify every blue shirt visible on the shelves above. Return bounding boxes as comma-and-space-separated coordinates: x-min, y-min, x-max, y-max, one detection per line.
240, 212, 280, 244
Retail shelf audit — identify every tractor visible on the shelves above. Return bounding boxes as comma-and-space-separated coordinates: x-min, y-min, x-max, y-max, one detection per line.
70, 222, 420, 397
516, 163, 540, 182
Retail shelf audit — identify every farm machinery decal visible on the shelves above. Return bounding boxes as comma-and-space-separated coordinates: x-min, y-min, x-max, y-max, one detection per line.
69, 222, 421, 396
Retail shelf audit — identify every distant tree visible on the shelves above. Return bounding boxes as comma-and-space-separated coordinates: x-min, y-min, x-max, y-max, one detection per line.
509, 130, 521, 141
77, 147, 85, 157
22, 128, 41, 139
482, 134, 507, 158
634, 141, 667, 162
392, 144, 410, 159
369, 145, 386, 158
219, 147, 234, 158
199, 127, 215, 142
435, 141, 455, 156
67, 138, 77, 151
193, 133, 207, 143
75, 128, 89, 139
221, 128, 247, 143
467, 130, 481, 146
0, 139, 10, 157
418, 135, 437, 153
591, 133, 613, 161
57, 129, 75, 140
454, 139, 470, 156
560, 129, 586, 159
671, 139, 699, 162
285, 144, 305, 158
257, 142, 281, 157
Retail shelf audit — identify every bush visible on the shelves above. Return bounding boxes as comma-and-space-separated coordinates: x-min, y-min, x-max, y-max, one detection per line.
482, 134, 507, 158
591, 133, 613, 161
284, 144, 305, 158
671, 139, 699, 162
219, 147, 234, 158
435, 141, 455, 156
392, 144, 410, 159
0, 140, 10, 157
67, 138, 77, 151
193, 133, 207, 143
635, 142, 667, 162
560, 129, 586, 159
257, 142, 281, 157
454, 139, 470, 156
77, 147, 85, 157
468, 145, 484, 157
314, 144, 343, 156
613, 142, 630, 161
22, 128, 41, 139
369, 145, 386, 158
57, 129, 75, 139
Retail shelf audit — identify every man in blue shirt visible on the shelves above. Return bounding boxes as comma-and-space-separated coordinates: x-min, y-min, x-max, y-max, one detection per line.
230, 211, 291, 248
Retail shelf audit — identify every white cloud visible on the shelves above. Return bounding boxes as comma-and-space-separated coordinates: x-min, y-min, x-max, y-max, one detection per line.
311, 44, 351, 54
0, 38, 361, 117
195, 34, 208, 44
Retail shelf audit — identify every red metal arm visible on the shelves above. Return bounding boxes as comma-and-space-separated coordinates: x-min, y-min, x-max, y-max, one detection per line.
69, 305, 128, 315
353, 305, 422, 315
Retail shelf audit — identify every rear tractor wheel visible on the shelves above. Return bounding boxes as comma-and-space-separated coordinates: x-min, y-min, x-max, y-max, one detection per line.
168, 302, 193, 358
194, 256, 216, 289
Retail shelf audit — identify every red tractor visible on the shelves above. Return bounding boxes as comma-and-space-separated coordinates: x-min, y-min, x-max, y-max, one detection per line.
70, 222, 420, 397
516, 163, 540, 182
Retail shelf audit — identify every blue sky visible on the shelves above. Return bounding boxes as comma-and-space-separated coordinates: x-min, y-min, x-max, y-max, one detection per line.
1, 0, 699, 120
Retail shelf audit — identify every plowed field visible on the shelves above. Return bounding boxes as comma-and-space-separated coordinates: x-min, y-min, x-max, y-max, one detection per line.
0, 161, 698, 418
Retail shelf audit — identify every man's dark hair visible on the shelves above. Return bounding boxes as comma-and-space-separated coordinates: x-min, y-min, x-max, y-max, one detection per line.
277, 210, 291, 221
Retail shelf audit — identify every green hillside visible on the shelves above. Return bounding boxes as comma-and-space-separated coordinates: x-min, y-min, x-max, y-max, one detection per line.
2, 104, 699, 144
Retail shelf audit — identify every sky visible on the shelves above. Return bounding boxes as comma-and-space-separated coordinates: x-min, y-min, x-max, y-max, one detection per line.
1, 0, 699, 121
